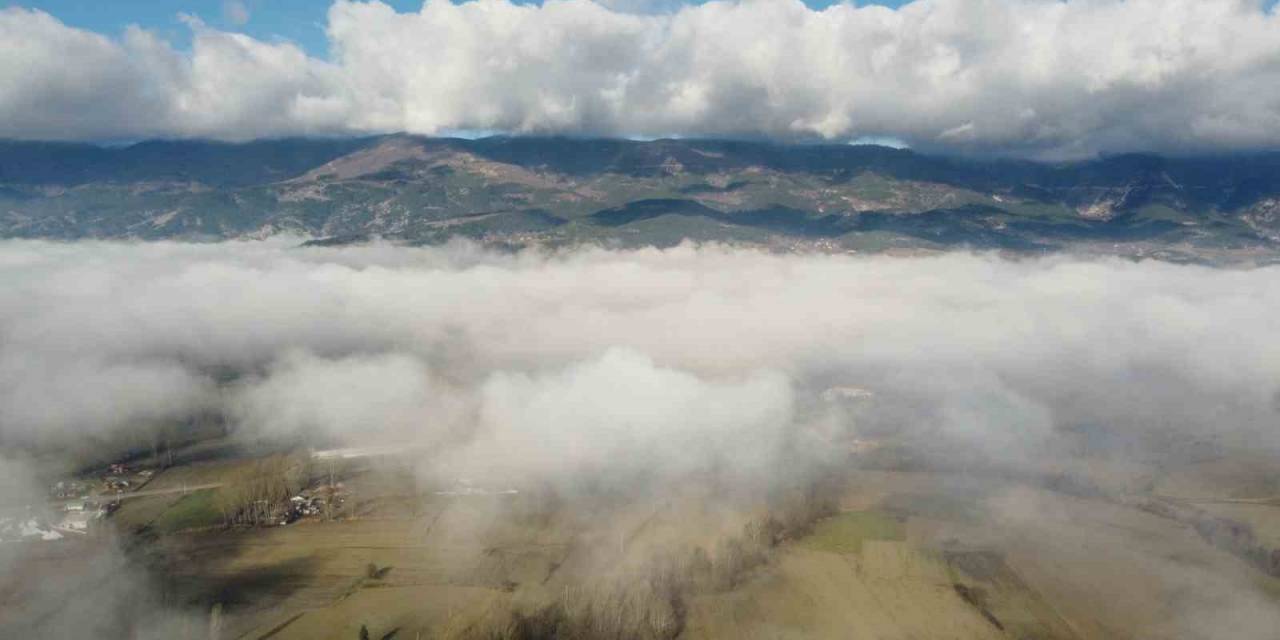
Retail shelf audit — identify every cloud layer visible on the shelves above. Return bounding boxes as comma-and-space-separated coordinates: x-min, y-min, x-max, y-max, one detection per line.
2, 0, 1280, 157
2, 238, 1279, 483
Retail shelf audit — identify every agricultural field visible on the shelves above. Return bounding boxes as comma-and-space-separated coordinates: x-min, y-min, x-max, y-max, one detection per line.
6, 426, 1279, 640
37, 453, 1261, 640
111, 455, 279, 533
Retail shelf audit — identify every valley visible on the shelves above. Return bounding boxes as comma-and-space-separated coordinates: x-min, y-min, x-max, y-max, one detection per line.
6, 426, 1279, 640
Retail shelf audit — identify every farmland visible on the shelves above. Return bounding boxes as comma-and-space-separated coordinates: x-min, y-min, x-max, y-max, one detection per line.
3, 385, 1280, 640
11, 441, 1267, 640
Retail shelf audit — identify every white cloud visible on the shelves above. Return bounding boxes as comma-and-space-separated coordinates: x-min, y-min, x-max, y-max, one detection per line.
0, 7, 349, 141
3, 238, 1279, 469
175, 17, 351, 139
454, 348, 794, 486
3, 0, 1280, 156
0, 10, 177, 141
235, 351, 471, 442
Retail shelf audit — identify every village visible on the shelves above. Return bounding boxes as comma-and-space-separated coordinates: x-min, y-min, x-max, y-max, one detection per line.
0, 464, 143, 543
0, 453, 357, 544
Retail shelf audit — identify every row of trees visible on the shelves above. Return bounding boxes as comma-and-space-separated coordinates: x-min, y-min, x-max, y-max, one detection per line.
1135, 496, 1280, 578
450, 480, 841, 640
214, 452, 311, 527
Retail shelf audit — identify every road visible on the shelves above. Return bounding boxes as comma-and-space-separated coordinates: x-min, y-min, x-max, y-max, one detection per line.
311, 444, 427, 460
60, 482, 225, 508
1153, 493, 1280, 507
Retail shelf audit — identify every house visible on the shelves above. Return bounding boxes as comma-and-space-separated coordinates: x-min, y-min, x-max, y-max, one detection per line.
55, 511, 92, 534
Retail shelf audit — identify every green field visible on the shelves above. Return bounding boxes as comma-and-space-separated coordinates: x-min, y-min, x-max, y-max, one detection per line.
799, 510, 905, 554
151, 489, 222, 533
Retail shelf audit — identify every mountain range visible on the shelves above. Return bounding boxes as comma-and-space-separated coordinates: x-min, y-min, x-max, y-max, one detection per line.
4, 135, 1280, 260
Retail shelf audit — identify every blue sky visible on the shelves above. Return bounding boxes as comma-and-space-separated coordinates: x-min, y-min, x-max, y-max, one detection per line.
10, 0, 914, 57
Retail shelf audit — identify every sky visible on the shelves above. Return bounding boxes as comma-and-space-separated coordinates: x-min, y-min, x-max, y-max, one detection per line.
11, 1, 915, 57
3, 0, 1280, 158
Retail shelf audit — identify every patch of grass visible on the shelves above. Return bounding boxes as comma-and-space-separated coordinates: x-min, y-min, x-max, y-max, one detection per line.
152, 488, 222, 533
112, 495, 180, 532
800, 510, 905, 554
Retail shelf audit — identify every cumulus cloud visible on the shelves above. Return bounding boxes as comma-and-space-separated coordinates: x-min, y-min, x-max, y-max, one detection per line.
2, 0, 1280, 156
446, 348, 794, 487
0, 7, 347, 141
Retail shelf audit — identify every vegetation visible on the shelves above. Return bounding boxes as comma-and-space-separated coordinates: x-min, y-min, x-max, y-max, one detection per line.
449, 481, 841, 640
799, 510, 905, 554
1134, 497, 1280, 578
151, 489, 223, 533
214, 452, 311, 527
5, 136, 1280, 256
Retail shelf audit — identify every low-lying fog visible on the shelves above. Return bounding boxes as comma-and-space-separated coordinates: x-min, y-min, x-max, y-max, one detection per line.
1, 238, 1278, 637
2, 239, 1276, 468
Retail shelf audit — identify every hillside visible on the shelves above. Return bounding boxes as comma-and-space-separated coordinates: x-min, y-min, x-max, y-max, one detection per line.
3, 135, 1280, 258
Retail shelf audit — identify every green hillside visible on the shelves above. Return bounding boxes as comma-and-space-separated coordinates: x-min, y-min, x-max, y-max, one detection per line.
3, 135, 1279, 259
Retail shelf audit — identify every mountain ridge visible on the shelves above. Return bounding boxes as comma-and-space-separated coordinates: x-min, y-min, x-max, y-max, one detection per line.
3, 135, 1279, 259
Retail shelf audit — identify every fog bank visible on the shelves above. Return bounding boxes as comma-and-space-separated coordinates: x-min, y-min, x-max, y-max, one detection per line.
2, 239, 1278, 474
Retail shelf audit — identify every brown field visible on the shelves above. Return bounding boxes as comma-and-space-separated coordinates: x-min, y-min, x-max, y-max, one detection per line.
8, 448, 1280, 640
153, 495, 571, 639
139, 466, 1280, 639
